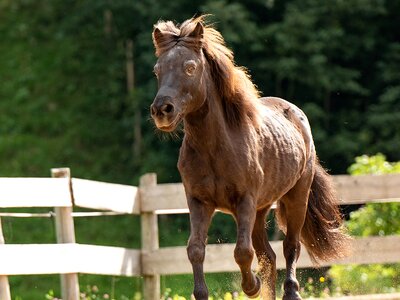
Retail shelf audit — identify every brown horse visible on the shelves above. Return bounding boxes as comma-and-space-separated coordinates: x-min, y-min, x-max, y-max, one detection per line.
150, 16, 350, 300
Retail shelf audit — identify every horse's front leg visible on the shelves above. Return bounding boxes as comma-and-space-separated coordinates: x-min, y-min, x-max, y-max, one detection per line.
234, 195, 261, 298
187, 197, 215, 300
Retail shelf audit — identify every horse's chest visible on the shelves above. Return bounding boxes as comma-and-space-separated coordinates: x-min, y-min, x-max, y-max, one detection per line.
178, 148, 254, 209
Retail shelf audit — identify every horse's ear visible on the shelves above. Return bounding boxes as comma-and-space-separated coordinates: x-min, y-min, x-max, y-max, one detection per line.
152, 26, 179, 55
188, 22, 204, 40
152, 27, 163, 48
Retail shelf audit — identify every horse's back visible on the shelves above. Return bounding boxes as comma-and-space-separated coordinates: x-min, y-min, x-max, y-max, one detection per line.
260, 97, 307, 124
260, 96, 314, 160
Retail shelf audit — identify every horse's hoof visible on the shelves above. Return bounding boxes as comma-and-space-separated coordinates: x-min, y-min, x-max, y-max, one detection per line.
244, 275, 261, 299
282, 291, 302, 300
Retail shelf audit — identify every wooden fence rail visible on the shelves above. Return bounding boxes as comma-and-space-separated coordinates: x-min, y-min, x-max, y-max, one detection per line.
0, 170, 400, 300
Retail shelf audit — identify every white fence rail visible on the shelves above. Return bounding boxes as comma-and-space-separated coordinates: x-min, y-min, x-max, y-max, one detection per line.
0, 170, 400, 300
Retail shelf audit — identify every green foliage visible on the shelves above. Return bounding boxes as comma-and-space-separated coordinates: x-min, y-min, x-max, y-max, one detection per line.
161, 290, 265, 300
329, 154, 400, 295
348, 153, 400, 175
367, 42, 400, 155
345, 153, 400, 237
300, 276, 332, 298
1, 0, 400, 298
46, 285, 142, 300
329, 264, 400, 295
1, 0, 400, 183
347, 202, 400, 237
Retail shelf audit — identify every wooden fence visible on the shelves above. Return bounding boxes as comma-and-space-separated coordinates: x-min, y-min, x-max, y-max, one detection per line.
0, 168, 400, 300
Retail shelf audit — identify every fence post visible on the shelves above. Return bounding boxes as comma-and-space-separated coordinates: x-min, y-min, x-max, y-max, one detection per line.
0, 216, 12, 300
140, 173, 160, 300
51, 168, 80, 300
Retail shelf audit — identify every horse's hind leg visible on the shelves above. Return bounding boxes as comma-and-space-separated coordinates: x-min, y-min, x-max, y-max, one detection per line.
281, 169, 314, 300
187, 198, 215, 300
234, 195, 261, 298
252, 207, 276, 300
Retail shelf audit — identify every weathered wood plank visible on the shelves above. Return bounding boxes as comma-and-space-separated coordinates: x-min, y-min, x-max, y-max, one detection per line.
142, 235, 400, 275
324, 235, 400, 266
140, 182, 187, 213
0, 276, 11, 300
0, 237, 397, 277
0, 178, 72, 207
140, 173, 160, 300
0, 244, 141, 276
140, 174, 400, 213
52, 168, 80, 300
0, 244, 78, 275
1, 174, 398, 212
75, 244, 141, 276
0, 216, 11, 300
72, 178, 140, 214
142, 243, 239, 275
334, 174, 400, 204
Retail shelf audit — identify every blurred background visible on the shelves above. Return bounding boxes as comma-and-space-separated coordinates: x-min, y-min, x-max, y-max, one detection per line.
0, 0, 399, 299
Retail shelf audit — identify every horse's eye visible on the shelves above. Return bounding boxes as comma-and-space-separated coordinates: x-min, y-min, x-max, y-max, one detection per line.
153, 64, 160, 77
184, 60, 197, 76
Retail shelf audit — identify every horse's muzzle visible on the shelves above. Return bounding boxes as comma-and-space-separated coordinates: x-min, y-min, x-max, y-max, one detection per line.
150, 95, 181, 131
150, 95, 175, 118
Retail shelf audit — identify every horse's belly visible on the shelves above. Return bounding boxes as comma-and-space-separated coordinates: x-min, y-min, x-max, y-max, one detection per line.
257, 129, 309, 203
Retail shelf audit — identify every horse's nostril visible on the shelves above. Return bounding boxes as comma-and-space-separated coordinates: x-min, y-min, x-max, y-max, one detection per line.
164, 104, 174, 114
151, 98, 174, 117
159, 103, 174, 116
150, 105, 157, 116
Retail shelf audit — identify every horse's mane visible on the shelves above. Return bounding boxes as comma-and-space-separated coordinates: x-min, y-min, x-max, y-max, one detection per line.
153, 16, 262, 127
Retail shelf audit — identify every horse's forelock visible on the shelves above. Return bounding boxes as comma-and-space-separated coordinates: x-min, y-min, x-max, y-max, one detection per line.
153, 18, 205, 57
153, 21, 179, 57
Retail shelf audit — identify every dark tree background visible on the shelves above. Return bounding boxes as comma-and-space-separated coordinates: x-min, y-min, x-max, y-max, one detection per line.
1, 0, 399, 183
0, 0, 399, 297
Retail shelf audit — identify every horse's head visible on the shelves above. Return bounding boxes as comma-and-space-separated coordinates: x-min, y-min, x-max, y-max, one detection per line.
150, 21, 207, 132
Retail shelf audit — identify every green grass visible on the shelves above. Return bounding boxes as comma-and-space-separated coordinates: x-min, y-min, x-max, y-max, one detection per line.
9, 275, 61, 300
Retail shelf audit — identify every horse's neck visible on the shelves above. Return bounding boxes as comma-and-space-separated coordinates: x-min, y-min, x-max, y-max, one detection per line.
183, 94, 234, 153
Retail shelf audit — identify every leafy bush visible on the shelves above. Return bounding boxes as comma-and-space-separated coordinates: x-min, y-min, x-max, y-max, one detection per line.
329, 264, 400, 295
329, 154, 400, 295
347, 153, 400, 175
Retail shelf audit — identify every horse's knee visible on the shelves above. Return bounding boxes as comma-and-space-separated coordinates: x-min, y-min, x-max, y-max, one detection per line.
283, 238, 301, 261
234, 244, 254, 266
187, 241, 205, 264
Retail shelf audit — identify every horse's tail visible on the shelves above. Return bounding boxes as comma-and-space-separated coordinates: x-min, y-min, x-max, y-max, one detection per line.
300, 162, 352, 264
